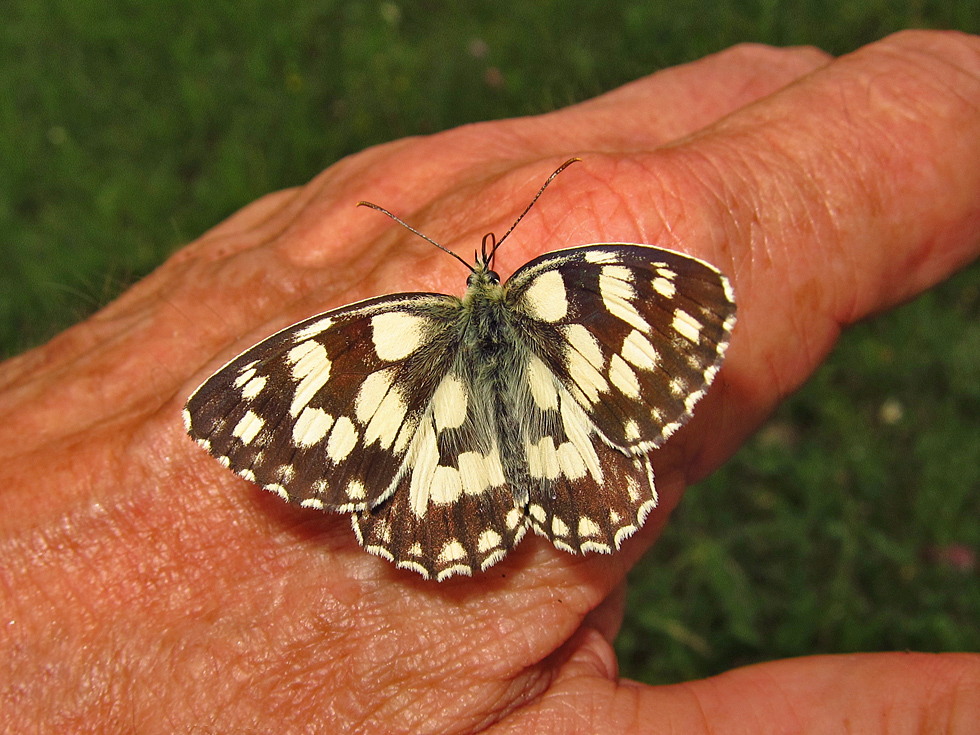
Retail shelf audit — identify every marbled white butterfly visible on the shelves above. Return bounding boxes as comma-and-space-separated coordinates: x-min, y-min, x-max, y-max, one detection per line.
184, 159, 736, 581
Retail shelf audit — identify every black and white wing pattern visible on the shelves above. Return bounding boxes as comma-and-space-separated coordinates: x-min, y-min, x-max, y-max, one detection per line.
498, 245, 735, 552
185, 294, 465, 513
185, 242, 735, 582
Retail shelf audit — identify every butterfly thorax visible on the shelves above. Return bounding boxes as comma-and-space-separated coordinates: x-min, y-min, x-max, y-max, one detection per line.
458, 264, 528, 375
450, 263, 538, 484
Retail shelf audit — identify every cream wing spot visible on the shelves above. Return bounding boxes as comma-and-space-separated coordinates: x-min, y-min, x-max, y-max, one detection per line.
438, 540, 467, 563
599, 265, 651, 333
584, 249, 620, 264
562, 323, 608, 403
430, 465, 463, 505
522, 269, 568, 322
621, 330, 659, 371
292, 316, 334, 342
240, 375, 268, 400
287, 341, 332, 417
346, 479, 367, 501
457, 451, 505, 495
287, 340, 321, 370
652, 276, 676, 298
232, 410, 264, 444
407, 418, 439, 518
556, 442, 587, 480
672, 309, 703, 343
559, 391, 603, 482
325, 416, 359, 463
527, 354, 558, 411
233, 366, 257, 388
433, 374, 467, 432
721, 274, 736, 305
371, 311, 429, 361
354, 369, 396, 425
527, 436, 560, 480
477, 529, 503, 554
293, 407, 334, 447
267, 483, 288, 500
578, 516, 602, 538
609, 353, 641, 399
365, 387, 408, 450
393, 416, 418, 455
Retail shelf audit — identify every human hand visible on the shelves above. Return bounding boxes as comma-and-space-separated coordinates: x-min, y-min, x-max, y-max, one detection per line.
2, 30, 979, 733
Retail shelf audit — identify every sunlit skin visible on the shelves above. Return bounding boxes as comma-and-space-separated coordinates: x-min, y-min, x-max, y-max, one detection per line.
1, 30, 979, 734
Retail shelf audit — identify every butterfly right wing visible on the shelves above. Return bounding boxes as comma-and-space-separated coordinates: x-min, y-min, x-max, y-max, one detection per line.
184, 293, 463, 513
503, 244, 735, 551
507, 244, 736, 455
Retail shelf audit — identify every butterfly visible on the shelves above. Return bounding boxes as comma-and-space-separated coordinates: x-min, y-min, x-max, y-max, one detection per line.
184, 159, 736, 581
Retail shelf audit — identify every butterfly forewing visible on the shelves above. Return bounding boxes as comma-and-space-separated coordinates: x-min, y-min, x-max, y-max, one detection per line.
185, 293, 463, 511
506, 245, 736, 453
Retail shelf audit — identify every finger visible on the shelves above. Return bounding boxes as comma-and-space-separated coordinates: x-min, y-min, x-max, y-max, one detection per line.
495, 651, 980, 734
591, 30, 980, 474
500, 43, 832, 151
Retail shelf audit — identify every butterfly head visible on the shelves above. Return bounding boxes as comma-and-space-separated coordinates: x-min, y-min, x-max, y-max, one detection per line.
466, 231, 503, 288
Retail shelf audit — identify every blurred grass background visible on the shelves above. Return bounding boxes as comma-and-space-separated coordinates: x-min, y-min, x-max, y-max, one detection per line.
2, 0, 978, 685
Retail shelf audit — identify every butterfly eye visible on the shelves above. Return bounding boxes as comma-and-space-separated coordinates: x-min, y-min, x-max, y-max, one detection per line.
466, 270, 501, 287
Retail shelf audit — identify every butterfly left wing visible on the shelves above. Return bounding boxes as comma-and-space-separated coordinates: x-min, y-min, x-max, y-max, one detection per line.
504, 244, 736, 548
184, 293, 464, 512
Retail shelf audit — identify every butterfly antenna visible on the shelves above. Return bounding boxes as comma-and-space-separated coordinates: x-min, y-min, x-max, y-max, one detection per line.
487, 157, 581, 264
358, 201, 474, 272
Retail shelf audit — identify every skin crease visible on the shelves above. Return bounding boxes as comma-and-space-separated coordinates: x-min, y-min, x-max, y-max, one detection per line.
1, 30, 980, 734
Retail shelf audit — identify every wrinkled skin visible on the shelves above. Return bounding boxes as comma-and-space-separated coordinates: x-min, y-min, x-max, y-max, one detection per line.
2, 30, 980, 734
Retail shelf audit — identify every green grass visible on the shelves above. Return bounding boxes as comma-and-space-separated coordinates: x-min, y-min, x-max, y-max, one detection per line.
2, 0, 978, 685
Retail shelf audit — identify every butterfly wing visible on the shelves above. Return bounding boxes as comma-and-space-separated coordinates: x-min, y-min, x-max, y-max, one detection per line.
352, 486, 529, 581
184, 293, 465, 512
504, 244, 736, 548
